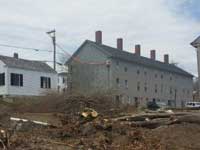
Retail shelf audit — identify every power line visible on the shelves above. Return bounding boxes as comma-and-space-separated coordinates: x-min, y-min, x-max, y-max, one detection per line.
56, 43, 72, 57
0, 43, 52, 52
56, 43, 106, 65
0, 42, 106, 65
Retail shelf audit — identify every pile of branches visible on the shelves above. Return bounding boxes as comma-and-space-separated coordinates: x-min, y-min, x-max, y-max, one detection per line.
64, 93, 128, 118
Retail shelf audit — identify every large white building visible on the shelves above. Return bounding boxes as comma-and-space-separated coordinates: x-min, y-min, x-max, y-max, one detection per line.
67, 31, 193, 108
0, 53, 57, 97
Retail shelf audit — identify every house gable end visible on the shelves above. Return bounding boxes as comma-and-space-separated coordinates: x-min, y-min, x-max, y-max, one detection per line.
191, 36, 200, 48
66, 40, 110, 65
0, 60, 6, 68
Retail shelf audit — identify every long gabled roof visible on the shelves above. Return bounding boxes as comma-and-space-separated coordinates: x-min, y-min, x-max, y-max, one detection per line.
0, 55, 56, 73
68, 40, 193, 78
191, 36, 200, 48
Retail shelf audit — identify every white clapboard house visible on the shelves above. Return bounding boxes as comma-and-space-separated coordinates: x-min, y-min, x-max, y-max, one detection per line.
0, 53, 57, 97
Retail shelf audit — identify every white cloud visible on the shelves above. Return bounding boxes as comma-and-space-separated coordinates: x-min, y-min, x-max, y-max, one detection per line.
0, 0, 199, 75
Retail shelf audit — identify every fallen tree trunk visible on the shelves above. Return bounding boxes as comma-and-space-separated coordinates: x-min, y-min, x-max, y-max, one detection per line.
115, 113, 187, 122
129, 118, 170, 129
119, 114, 200, 129
169, 115, 200, 125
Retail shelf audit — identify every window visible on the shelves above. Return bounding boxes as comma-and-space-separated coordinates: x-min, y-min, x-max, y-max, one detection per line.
0, 73, 5, 86
63, 77, 65, 84
124, 67, 127, 72
116, 78, 120, 87
155, 74, 157, 78
144, 82, 147, 92
155, 84, 158, 93
137, 82, 140, 91
11, 73, 23, 86
115, 95, 120, 105
137, 70, 140, 75
168, 100, 172, 107
170, 87, 173, 94
170, 76, 172, 81
41, 77, 51, 89
125, 80, 128, 89
134, 97, 139, 107
161, 74, 163, 79
116, 95, 120, 102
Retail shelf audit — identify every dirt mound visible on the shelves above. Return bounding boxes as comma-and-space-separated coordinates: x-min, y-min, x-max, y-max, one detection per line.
146, 123, 200, 150
2, 94, 200, 150
9, 117, 161, 150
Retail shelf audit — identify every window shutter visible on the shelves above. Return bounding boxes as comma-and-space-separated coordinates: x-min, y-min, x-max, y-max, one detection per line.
11, 73, 14, 85
20, 74, 23, 86
3, 73, 5, 85
48, 78, 51, 88
40, 77, 43, 88
0, 73, 5, 86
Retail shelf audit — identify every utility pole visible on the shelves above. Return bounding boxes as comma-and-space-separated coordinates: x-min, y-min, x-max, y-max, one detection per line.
46, 30, 56, 71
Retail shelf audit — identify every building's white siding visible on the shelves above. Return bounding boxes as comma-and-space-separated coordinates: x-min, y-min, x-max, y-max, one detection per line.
0, 60, 8, 96
58, 73, 67, 93
5, 67, 57, 96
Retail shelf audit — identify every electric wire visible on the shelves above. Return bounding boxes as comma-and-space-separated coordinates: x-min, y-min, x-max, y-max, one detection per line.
0, 43, 52, 52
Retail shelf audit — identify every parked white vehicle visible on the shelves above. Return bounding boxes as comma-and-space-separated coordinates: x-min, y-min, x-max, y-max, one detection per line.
186, 102, 200, 109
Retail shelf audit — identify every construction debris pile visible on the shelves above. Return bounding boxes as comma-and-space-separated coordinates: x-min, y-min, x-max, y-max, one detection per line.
0, 94, 200, 150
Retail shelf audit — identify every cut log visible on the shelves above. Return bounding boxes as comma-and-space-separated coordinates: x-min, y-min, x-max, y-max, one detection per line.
115, 113, 187, 122
119, 115, 200, 129
169, 115, 200, 125
130, 118, 170, 129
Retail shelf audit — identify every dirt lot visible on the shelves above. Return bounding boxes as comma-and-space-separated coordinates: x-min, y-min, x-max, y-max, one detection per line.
0, 94, 200, 150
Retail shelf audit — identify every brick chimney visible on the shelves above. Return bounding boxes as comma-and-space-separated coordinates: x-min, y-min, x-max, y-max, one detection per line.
117, 38, 123, 50
150, 50, 156, 60
135, 44, 141, 56
13, 53, 18, 59
164, 54, 169, 63
95, 31, 102, 44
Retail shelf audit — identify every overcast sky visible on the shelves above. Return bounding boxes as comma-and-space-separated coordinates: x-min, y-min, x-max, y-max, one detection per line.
0, 0, 199, 75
